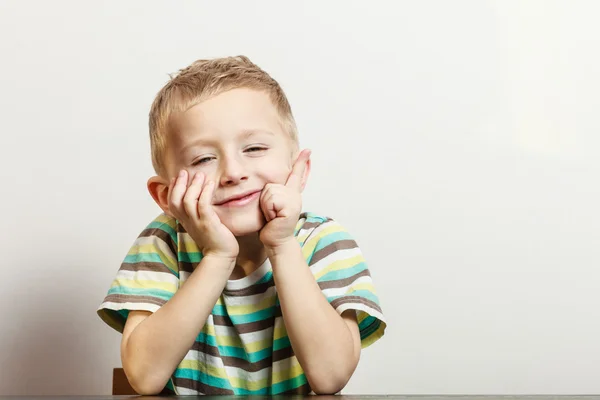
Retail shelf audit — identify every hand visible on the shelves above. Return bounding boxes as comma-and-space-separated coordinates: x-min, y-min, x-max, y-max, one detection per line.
168, 170, 239, 262
259, 149, 311, 249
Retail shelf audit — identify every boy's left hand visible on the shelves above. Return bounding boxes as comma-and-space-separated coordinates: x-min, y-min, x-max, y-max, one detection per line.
259, 149, 311, 249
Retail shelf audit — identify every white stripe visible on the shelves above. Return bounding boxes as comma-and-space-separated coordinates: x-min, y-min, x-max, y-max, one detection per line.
116, 269, 179, 286
302, 219, 338, 242
222, 285, 277, 306
134, 235, 176, 258
99, 301, 160, 313
309, 246, 363, 276
174, 386, 200, 395
183, 349, 272, 382
335, 303, 386, 324
212, 324, 274, 344
320, 275, 373, 298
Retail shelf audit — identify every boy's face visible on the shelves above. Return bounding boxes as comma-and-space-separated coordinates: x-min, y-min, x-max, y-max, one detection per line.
163, 88, 297, 237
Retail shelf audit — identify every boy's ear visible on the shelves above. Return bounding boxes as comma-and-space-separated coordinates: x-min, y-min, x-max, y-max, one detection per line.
300, 155, 311, 192
147, 175, 172, 216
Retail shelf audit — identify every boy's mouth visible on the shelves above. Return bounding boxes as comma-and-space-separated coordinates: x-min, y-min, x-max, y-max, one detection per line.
215, 190, 262, 207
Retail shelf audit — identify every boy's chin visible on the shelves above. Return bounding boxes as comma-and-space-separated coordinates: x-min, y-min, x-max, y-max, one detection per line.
220, 211, 267, 238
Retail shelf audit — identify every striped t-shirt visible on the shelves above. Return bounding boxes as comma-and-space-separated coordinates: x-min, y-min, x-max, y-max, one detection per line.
97, 211, 386, 395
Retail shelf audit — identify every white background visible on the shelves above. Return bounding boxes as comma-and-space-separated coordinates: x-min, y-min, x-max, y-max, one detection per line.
1, 0, 599, 395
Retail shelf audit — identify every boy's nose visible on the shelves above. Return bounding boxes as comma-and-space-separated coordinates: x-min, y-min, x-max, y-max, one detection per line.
219, 157, 249, 186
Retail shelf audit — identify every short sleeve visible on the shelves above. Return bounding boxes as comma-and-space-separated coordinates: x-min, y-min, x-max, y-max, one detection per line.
298, 214, 386, 349
97, 214, 180, 333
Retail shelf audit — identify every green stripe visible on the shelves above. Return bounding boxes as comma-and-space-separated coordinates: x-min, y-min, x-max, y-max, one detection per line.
146, 221, 177, 244
178, 251, 202, 263
195, 333, 274, 363
107, 286, 174, 301
271, 373, 308, 394
318, 263, 368, 283
312, 230, 354, 253
124, 252, 173, 264
174, 368, 232, 391
213, 305, 276, 324
328, 289, 380, 305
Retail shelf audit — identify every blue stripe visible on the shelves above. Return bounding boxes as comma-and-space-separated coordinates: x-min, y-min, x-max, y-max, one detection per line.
312, 230, 354, 253
178, 251, 202, 263
212, 305, 276, 324
271, 373, 308, 394
124, 253, 170, 264
195, 333, 274, 363
146, 221, 177, 244
108, 285, 174, 301
273, 336, 291, 351
317, 263, 367, 283
174, 368, 232, 390
328, 289, 380, 305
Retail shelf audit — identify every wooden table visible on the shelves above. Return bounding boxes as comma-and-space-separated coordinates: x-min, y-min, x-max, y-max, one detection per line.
0, 396, 598, 400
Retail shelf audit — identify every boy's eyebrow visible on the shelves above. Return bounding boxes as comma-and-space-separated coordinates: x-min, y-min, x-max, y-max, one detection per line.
179, 129, 276, 154
240, 129, 275, 139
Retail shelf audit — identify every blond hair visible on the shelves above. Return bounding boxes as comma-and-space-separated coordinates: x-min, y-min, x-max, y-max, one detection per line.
148, 55, 298, 176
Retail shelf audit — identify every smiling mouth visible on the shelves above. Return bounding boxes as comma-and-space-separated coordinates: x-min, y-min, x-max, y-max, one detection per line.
216, 191, 262, 207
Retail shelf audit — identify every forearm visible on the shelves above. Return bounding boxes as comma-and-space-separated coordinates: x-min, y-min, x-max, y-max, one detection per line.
122, 255, 234, 394
267, 240, 360, 394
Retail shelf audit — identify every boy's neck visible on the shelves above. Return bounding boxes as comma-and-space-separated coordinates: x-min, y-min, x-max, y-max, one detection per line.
230, 233, 267, 280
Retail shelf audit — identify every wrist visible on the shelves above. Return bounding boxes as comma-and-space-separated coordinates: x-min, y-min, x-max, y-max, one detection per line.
265, 237, 299, 258
199, 254, 236, 274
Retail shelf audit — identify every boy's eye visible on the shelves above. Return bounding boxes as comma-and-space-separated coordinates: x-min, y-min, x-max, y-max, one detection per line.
246, 146, 267, 153
191, 156, 214, 166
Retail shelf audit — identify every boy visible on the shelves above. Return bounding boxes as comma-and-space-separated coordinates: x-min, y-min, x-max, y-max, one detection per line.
97, 56, 386, 395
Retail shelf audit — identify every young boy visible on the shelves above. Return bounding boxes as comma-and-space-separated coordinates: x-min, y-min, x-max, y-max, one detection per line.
97, 56, 386, 395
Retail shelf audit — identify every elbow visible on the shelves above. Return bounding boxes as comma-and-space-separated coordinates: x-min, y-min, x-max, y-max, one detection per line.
122, 357, 169, 395
310, 373, 350, 395
307, 364, 357, 395
126, 370, 167, 396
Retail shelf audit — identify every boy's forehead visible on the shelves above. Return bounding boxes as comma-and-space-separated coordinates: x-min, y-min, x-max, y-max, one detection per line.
168, 88, 284, 146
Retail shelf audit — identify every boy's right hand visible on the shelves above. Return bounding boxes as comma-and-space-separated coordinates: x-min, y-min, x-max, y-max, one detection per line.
168, 170, 239, 262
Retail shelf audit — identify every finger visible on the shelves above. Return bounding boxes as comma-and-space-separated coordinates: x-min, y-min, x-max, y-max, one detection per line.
260, 192, 278, 221
169, 169, 188, 213
198, 179, 216, 218
183, 171, 205, 219
259, 184, 274, 220
285, 149, 311, 191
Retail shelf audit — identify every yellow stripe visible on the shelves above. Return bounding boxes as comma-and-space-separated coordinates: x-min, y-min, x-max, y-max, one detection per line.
345, 282, 376, 294
179, 233, 201, 252
155, 213, 176, 226
272, 356, 303, 384
113, 279, 177, 293
226, 294, 276, 315
301, 223, 345, 259
178, 358, 304, 390
273, 325, 288, 340
129, 244, 177, 271
313, 254, 365, 280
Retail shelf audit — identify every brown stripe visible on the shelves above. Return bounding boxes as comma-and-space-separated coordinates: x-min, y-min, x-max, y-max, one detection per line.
191, 341, 279, 372
179, 261, 198, 273
299, 221, 321, 230
223, 279, 274, 297
139, 226, 177, 256
171, 377, 234, 395
272, 345, 294, 363
102, 294, 166, 307
309, 239, 358, 266
212, 314, 276, 334
318, 269, 371, 290
120, 261, 174, 275
330, 296, 383, 314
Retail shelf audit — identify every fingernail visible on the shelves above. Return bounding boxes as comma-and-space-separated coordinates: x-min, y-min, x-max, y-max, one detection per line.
179, 170, 185, 178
